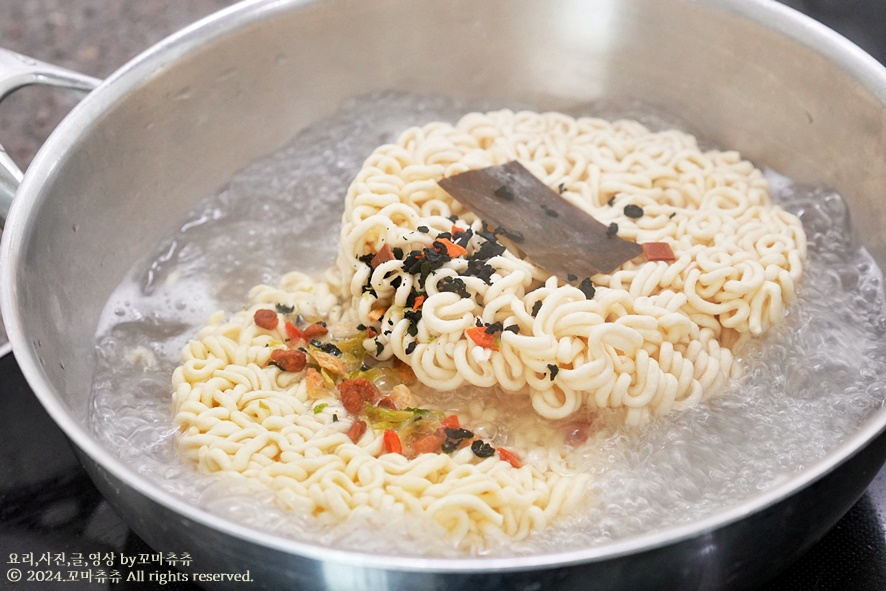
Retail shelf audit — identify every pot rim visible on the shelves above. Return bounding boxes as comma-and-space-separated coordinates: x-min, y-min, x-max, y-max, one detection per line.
3, 0, 886, 573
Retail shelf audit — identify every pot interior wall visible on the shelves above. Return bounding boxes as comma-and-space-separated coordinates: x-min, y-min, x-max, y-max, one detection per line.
11, 0, 886, 431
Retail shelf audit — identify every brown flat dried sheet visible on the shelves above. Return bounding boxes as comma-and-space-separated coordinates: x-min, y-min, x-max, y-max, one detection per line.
438, 161, 643, 280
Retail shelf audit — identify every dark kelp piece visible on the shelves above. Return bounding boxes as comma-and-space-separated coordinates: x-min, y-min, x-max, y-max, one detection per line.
437, 161, 643, 279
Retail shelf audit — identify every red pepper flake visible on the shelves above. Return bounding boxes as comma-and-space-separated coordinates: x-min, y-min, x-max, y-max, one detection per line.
368, 307, 387, 322
437, 238, 468, 258
253, 309, 279, 330
383, 429, 403, 454
411, 433, 445, 455
441, 415, 460, 430
466, 326, 499, 350
347, 419, 367, 443
284, 321, 304, 344
370, 244, 396, 269
366, 326, 379, 338
412, 295, 426, 309
497, 447, 523, 468
269, 348, 307, 372
302, 323, 329, 339
641, 242, 676, 262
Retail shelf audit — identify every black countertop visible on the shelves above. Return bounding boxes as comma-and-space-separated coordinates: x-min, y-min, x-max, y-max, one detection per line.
2, 1, 886, 590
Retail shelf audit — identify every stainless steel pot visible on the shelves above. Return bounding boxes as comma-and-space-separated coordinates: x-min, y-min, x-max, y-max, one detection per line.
3, 1, 886, 589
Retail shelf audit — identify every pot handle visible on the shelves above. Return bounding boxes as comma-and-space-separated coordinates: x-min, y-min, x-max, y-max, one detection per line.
0, 49, 101, 358
0, 48, 101, 224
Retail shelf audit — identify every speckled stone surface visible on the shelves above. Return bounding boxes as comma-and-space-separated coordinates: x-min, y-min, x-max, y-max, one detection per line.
0, 0, 238, 169
0, 0, 236, 350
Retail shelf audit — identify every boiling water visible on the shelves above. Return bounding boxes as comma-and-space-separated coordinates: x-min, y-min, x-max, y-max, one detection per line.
89, 92, 886, 557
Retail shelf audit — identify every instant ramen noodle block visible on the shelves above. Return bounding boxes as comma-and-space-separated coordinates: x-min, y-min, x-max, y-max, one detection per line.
337, 110, 805, 423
